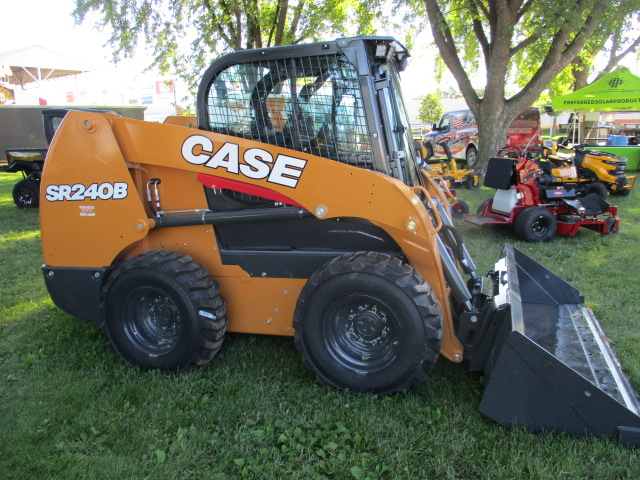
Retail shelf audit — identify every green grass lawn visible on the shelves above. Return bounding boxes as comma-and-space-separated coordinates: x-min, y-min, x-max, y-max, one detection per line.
1, 171, 639, 479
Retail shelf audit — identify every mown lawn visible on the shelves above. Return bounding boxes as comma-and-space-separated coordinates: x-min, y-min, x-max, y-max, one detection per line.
1, 171, 638, 480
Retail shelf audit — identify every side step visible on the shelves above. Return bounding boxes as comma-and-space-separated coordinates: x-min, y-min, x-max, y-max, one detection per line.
464, 245, 640, 447
462, 213, 498, 226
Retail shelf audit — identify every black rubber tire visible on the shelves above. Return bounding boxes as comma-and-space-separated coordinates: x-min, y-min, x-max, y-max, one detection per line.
12, 178, 40, 208
102, 250, 227, 369
451, 199, 470, 218
476, 199, 492, 214
425, 143, 434, 159
514, 207, 557, 242
537, 174, 553, 187
612, 186, 631, 197
465, 146, 478, 168
413, 139, 424, 160
605, 218, 619, 234
293, 252, 443, 395
464, 176, 479, 190
584, 181, 608, 199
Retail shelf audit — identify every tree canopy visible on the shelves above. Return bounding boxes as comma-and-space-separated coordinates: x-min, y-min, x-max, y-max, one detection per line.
73, 0, 380, 87
417, 93, 444, 124
514, 3, 640, 98
407, 0, 640, 174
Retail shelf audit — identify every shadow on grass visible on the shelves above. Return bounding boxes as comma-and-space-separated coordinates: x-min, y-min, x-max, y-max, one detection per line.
2, 304, 638, 480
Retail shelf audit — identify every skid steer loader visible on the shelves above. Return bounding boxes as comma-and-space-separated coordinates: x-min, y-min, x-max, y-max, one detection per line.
39, 37, 640, 446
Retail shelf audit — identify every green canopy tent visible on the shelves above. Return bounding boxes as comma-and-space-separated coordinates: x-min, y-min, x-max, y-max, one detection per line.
552, 67, 640, 112
550, 67, 640, 169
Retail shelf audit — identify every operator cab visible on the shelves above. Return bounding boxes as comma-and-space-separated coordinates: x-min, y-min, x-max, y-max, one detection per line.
197, 37, 421, 189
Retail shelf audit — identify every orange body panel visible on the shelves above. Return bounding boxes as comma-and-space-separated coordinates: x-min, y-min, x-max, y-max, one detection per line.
40, 111, 463, 360
163, 116, 197, 128
40, 113, 149, 267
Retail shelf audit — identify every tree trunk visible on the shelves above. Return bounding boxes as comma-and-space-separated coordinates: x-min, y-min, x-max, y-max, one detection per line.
274, 0, 289, 46
571, 56, 589, 91
473, 101, 511, 177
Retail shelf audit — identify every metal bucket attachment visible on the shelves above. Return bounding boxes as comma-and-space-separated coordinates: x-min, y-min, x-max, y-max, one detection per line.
465, 245, 640, 447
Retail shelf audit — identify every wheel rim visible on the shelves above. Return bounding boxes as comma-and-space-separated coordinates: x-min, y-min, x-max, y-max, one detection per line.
122, 286, 182, 356
532, 216, 549, 237
467, 149, 477, 166
16, 186, 34, 206
322, 294, 401, 373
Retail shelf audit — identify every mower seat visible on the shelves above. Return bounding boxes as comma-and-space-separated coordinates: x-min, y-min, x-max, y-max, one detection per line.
535, 159, 553, 174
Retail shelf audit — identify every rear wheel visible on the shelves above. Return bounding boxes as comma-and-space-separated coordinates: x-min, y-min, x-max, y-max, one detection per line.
293, 252, 443, 395
13, 178, 40, 208
465, 146, 478, 168
103, 250, 227, 369
413, 139, 424, 160
584, 181, 608, 198
514, 207, 557, 242
425, 143, 434, 159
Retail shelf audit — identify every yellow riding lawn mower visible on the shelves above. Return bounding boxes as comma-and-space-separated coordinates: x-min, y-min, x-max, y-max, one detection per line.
414, 137, 479, 190
38, 37, 640, 447
568, 143, 635, 196
500, 141, 635, 197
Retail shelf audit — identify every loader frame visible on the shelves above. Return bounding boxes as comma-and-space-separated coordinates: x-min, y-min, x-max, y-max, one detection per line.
39, 37, 640, 446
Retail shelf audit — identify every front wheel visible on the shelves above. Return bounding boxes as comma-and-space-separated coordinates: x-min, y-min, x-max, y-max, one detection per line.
13, 178, 40, 208
612, 186, 631, 197
464, 176, 479, 190
476, 199, 493, 214
465, 146, 478, 168
103, 250, 227, 369
451, 199, 470, 218
293, 252, 443, 395
514, 207, 557, 242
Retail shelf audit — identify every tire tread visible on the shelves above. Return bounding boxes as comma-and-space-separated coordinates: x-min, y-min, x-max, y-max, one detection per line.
102, 250, 227, 368
293, 252, 443, 395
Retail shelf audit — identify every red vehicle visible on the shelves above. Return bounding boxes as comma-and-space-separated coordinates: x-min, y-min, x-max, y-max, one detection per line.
422, 108, 541, 167
464, 156, 619, 242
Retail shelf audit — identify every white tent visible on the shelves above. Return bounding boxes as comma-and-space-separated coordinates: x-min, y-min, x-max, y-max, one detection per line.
0, 45, 91, 88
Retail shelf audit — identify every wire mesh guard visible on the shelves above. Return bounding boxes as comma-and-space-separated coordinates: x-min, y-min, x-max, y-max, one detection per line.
205, 54, 374, 170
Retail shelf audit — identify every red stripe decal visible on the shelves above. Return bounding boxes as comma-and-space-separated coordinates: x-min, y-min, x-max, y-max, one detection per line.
197, 173, 303, 208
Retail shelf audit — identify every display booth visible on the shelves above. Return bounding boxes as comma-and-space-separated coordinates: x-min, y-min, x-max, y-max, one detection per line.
550, 67, 640, 170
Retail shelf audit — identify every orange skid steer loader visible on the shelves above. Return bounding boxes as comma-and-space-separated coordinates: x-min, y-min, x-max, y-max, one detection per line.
39, 38, 640, 446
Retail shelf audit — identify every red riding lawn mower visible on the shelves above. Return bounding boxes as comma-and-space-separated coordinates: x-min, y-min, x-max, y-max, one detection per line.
464, 156, 620, 242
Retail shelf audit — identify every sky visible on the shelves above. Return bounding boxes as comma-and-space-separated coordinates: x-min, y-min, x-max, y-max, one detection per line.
2, 0, 145, 72
1, 0, 444, 113
1, 0, 174, 109
6, 1, 636, 119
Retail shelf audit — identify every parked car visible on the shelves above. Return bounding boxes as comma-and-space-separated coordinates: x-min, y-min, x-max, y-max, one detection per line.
422, 108, 541, 167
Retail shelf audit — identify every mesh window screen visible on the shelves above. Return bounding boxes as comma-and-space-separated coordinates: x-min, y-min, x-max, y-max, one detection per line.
206, 54, 374, 169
